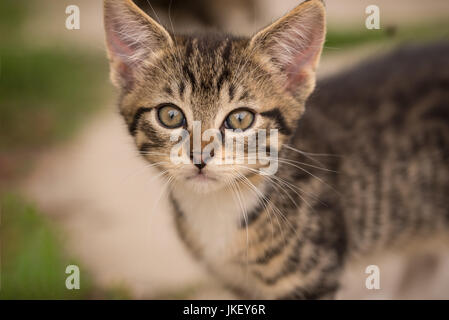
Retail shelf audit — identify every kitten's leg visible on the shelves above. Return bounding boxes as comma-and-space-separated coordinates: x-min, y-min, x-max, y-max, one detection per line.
275, 274, 341, 300
239, 195, 347, 300
246, 241, 345, 300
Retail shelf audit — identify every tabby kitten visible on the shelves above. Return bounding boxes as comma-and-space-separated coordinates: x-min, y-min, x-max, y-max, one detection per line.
103, 0, 449, 299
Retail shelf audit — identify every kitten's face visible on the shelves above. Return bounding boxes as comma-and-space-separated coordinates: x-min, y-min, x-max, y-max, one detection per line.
104, 0, 326, 193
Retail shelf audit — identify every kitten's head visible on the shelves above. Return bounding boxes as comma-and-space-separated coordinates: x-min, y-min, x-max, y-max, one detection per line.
104, 0, 326, 193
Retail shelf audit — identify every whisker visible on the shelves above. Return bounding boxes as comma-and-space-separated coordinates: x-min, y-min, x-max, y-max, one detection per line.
232, 169, 284, 249
231, 166, 305, 242
228, 177, 250, 282
119, 161, 168, 186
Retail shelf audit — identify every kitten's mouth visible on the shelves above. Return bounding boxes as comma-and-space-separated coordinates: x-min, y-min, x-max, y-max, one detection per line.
186, 172, 217, 182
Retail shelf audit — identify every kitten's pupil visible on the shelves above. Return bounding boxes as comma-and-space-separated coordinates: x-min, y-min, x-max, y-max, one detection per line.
226, 109, 255, 130
169, 110, 178, 119
235, 113, 244, 122
157, 104, 185, 128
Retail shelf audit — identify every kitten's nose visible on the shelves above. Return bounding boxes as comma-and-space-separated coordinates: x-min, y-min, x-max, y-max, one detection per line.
194, 162, 206, 171
190, 150, 214, 171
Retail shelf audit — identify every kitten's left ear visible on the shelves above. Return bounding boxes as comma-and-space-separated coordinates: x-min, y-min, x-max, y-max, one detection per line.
103, 0, 173, 90
249, 0, 326, 97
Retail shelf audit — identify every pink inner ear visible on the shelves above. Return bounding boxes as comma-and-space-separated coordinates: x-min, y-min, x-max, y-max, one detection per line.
105, 22, 139, 89
282, 27, 323, 90
285, 41, 319, 89
106, 23, 137, 62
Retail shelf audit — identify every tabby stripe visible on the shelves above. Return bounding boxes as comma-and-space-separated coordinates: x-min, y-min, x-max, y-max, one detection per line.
251, 236, 305, 285
250, 227, 296, 265
221, 39, 232, 64
239, 91, 249, 101
164, 86, 173, 97
185, 39, 193, 59
183, 64, 197, 91
238, 185, 273, 229
140, 121, 166, 145
139, 142, 159, 153
217, 68, 230, 93
423, 102, 449, 124
239, 199, 265, 229
178, 81, 186, 100
278, 282, 339, 300
129, 107, 153, 136
228, 84, 236, 102
260, 108, 292, 135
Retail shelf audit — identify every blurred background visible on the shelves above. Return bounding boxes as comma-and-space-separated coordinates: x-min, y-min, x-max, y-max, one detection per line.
1, 0, 448, 299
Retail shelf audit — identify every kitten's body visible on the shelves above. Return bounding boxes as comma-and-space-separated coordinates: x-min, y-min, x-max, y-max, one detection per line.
304, 42, 449, 256
172, 42, 449, 299
104, 0, 449, 299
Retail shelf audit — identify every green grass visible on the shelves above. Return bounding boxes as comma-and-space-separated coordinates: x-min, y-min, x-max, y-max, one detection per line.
0, 47, 109, 150
0, 0, 27, 33
0, 194, 93, 299
0, 195, 131, 300
324, 20, 449, 54
0, 1, 122, 300
0, 0, 109, 151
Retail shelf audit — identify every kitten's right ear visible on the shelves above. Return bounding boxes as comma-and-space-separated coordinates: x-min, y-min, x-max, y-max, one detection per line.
103, 0, 173, 89
249, 0, 326, 98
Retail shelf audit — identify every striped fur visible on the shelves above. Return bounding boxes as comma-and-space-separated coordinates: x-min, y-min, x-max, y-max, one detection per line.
104, 0, 449, 299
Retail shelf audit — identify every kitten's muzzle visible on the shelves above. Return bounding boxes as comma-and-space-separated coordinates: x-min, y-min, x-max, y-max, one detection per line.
190, 149, 215, 171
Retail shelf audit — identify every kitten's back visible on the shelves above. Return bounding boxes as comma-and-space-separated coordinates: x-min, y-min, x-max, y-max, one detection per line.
296, 41, 449, 252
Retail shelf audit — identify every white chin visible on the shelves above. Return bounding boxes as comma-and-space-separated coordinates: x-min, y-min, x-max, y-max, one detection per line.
185, 177, 223, 194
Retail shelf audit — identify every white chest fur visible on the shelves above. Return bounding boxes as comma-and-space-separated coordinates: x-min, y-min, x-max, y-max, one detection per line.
171, 183, 263, 262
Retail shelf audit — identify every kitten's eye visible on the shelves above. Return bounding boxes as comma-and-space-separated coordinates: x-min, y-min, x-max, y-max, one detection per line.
225, 109, 255, 131
157, 104, 185, 128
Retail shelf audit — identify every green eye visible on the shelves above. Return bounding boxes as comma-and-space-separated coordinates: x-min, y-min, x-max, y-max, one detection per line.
157, 104, 185, 128
225, 109, 255, 131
